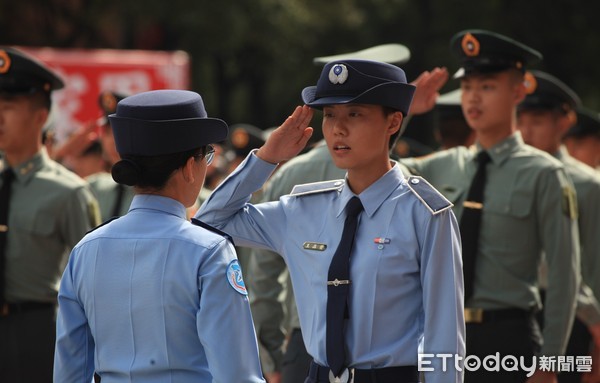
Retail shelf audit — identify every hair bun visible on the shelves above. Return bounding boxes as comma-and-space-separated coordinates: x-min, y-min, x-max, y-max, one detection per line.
111, 159, 142, 186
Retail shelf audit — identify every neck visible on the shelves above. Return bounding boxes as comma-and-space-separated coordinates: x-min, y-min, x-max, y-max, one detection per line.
346, 159, 392, 195
4, 143, 42, 167
476, 122, 515, 149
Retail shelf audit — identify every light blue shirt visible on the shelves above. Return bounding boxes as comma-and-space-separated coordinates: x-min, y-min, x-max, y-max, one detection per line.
197, 152, 465, 383
54, 194, 265, 383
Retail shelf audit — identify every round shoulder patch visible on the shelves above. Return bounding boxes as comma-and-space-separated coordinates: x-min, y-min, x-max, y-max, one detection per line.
226, 259, 248, 295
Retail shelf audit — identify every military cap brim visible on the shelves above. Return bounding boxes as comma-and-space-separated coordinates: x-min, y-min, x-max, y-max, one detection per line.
302, 60, 416, 116
564, 107, 600, 139
0, 47, 64, 94
518, 70, 581, 113
313, 44, 411, 65
450, 29, 542, 79
302, 82, 415, 116
109, 90, 228, 156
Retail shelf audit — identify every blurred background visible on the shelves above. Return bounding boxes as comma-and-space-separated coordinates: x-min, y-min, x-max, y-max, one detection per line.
2, 0, 599, 149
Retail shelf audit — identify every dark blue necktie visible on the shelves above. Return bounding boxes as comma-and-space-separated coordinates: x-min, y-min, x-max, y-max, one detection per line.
0, 168, 15, 309
459, 151, 491, 302
326, 196, 363, 377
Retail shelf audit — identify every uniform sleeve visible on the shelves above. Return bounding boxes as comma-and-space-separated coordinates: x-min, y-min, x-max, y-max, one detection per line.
60, 185, 101, 249
576, 179, 600, 326
246, 248, 286, 374
420, 209, 465, 383
54, 249, 95, 383
538, 168, 580, 356
196, 151, 287, 252
196, 239, 265, 382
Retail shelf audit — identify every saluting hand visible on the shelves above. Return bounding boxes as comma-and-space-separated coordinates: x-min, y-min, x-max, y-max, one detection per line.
256, 105, 314, 164
408, 67, 449, 116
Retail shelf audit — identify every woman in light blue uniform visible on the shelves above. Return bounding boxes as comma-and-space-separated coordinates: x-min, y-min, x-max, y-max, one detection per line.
54, 90, 265, 383
198, 60, 465, 383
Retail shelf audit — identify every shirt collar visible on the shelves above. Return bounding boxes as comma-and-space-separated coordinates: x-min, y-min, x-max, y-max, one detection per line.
2, 149, 49, 184
474, 131, 525, 166
337, 162, 405, 218
129, 194, 188, 220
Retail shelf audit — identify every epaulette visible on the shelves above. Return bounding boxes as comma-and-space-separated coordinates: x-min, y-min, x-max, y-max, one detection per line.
290, 179, 345, 196
191, 218, 235, 245
405, 176, 453, 215
86, 216, 119, 235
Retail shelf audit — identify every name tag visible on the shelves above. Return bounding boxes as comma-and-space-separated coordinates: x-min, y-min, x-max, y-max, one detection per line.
303, 242, 327, 251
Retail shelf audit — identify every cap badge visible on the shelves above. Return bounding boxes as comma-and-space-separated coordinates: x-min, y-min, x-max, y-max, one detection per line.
231, 128, 250, 149
461, 33, 480, 57
101, 92, 118, 113
0, 50, 11, 74
226, 259, 248, 295
523, 71, 537, 95
329, 64, 349, 85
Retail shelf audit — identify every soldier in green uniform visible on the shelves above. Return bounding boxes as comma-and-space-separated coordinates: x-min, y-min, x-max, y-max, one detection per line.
563, 107, 600, 172
402, 30, 580, 383
516, 70, 600, 383
0, 46, 101, 382
86, 91, 135, 220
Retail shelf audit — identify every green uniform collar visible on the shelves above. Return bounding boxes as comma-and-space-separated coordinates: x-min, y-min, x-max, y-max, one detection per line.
4, 149, 49, 185
474, 132, 526, 166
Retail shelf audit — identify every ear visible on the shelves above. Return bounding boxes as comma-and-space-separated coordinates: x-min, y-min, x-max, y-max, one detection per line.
513, 81, 527, 105
34, 107, 50, 131
557, 111, 576, 136
388, 111, 403, 135
181, 156, 196, 184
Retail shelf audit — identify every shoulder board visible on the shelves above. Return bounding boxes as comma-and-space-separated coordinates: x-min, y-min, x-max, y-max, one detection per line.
405, 176, 453, 215
86, 216, 119, 235
290, 179, 345, 196
191, 218, 235, 245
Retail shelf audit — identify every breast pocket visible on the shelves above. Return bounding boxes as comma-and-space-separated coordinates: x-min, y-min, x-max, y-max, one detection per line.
484, 191, 535, 252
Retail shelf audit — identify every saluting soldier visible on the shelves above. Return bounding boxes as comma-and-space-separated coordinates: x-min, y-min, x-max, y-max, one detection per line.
516, 70, 600, 383
0, 46, 101, 382
86, 91, 135, 221
402, 30, 580, 383
198, 59, 465, 383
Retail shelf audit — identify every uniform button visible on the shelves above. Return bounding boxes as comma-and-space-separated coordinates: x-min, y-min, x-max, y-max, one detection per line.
377, 244, 384, 250
410, 178, 420, 184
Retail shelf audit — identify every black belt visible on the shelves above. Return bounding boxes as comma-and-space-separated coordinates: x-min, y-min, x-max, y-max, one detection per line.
464, 307, 532, 324
309, 361, 419, 383
0, 301, 55, 317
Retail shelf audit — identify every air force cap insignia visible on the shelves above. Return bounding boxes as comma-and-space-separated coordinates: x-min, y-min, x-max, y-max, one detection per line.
226, 259, 248, 295
329, 63, 349, 84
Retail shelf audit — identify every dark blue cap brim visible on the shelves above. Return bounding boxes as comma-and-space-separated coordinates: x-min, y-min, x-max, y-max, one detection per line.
109, 115, 229, 156
302, 82, 416, 116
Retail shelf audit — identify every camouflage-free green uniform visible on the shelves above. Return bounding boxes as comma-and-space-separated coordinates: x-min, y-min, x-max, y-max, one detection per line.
402, 133, 580, 358
86, 171, 135, 221
2, 150, 100, 303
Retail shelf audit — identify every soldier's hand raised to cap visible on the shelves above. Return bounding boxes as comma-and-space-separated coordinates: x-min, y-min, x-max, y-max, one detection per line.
256, 105, 313, 164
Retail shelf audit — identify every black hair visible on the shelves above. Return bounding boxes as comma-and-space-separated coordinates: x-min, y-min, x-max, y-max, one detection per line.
112, 146, 206, 190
